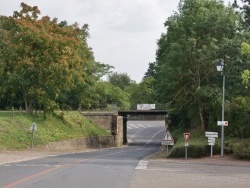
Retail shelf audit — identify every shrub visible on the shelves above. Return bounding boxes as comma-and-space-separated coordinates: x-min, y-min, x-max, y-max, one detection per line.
233, 140, 250, 160
167, 143, 221, 158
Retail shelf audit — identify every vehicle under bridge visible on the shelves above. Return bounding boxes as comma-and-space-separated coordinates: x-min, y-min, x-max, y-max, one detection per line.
81, 110, 167, 146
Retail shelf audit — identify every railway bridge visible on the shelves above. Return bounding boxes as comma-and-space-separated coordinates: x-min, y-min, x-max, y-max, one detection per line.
82, 110, 167, 146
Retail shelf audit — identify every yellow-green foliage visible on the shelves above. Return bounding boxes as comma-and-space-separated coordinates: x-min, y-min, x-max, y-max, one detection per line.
0, 111, 110, 150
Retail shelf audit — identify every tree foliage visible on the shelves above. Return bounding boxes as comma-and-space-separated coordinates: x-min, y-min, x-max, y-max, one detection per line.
0, 3, 110, 114
95, 82, 130, 110
144, 62, 156, 78
154, 0, 238, 129
108, 72, 134, 90
126, 77, 156, 110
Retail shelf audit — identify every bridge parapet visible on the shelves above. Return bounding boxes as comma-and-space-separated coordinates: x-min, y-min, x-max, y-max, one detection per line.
118, 110, 167, 121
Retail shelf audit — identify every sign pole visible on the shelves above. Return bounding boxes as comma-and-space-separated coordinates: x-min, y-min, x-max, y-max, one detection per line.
205, 132, 218, 158
211, 145, 213, 157
185, 145, 187, 159
31, 129, 34, 148
183, 133, 190, 160
30, 123, 37, 148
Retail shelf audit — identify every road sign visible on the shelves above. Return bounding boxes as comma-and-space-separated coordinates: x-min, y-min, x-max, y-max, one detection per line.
183, 133, 190, 142
217, 121, 228, 126
30, 123, 37, 132
205, 132, 218, 157
205, 132, 218, 138
162, 131, 174, 145
208, 137, 216, 142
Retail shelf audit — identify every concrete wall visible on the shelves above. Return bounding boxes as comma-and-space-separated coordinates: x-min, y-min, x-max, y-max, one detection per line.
81, 112, 124, 147
82, 112, 115, 132
44, 136, 117, 151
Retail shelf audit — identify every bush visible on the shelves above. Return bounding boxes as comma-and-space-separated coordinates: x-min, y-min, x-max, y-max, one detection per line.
167, 143, 221, 158
233, 140, 250, 160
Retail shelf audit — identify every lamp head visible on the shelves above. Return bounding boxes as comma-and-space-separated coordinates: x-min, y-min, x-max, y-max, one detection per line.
216, 59, 224, 72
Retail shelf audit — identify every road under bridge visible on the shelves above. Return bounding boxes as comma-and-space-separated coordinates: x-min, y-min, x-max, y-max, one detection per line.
118, 110, 167, 144
82, 110, 167, 145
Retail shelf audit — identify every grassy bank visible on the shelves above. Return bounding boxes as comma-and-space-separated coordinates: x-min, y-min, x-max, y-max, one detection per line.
0, 111, 110, 150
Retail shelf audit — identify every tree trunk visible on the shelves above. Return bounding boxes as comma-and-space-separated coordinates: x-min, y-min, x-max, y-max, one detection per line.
199, 105, 205, 130
24, 98, 33, 114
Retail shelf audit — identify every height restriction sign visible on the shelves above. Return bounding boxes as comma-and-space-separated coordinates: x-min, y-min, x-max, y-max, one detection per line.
183, 133, 190, 142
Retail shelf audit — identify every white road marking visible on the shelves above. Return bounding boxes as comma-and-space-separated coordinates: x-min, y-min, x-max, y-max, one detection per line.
128, 124, 139, 128
137, 124, 146, 128
135, 160, 148, 170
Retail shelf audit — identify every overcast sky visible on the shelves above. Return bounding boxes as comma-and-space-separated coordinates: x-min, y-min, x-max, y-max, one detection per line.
1, 0, 234, 83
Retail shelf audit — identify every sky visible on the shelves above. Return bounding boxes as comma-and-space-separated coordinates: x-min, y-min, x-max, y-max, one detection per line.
0, 0, 235, 83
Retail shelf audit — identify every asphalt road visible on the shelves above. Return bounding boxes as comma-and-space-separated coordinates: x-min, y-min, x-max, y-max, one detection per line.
0, 120, 166, 188
1, 120, 250, 188
130, 158, 250, 188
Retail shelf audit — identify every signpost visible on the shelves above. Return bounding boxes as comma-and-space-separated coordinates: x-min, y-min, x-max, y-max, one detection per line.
183, 133, 190, 159
217, 120, 228, 156
205, 132, 218, 157
30, 123, 37, 148
161, 131, 174, 154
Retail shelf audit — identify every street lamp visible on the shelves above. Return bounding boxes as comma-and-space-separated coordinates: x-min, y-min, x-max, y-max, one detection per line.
216, 59, 225, 156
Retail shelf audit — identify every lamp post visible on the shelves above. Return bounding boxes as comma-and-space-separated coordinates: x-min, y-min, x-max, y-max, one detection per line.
216, 59, 225, 156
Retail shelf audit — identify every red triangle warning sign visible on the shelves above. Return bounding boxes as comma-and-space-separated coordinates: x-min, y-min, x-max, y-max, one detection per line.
162, 131, 174, 145
162, 131, 174, 141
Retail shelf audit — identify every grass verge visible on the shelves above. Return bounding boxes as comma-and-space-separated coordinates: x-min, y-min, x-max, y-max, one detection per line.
0, 111, 110, 150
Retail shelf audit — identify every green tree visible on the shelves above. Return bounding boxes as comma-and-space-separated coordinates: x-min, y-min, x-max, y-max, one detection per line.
108, 72, 134, 90
0, 3, 90, 114
144, 62, 156, 78
126, 77, 156, 110
234, 0, 250, 29
154, 0, 238, 129
95, 82, 130, 110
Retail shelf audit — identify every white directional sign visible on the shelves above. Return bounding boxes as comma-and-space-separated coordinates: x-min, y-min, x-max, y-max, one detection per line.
208, 137, 216, 142
205, 132, 218, 138
217, 121, 228, 126
205, 132, 218, 152
162, 131, 174, 145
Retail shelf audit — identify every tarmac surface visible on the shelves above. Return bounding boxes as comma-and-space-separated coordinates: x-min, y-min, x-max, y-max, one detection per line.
1, 149, 250, 188
1, 148, 249, 166
130, 151, 250, 188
